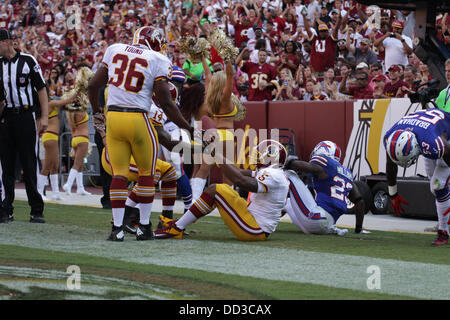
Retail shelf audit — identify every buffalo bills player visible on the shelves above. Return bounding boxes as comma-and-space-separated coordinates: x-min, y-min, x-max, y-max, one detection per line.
384, 109, 450, 246
284, 141, 365, 235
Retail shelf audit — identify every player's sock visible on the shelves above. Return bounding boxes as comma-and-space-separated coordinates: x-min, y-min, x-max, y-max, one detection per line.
435, 186, 450, 233
176, 191, 215, 230
161, 180, 177, 212
190, 177, 206, 202
135, 176, 155, 225
110, 178, 128, 227
177, 173, 193, 210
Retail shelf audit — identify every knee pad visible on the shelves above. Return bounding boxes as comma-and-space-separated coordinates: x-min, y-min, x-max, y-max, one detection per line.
430, 162, 450, 194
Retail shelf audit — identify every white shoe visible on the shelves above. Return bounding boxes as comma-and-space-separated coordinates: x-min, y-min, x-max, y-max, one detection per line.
63, 183, 71, 195
40, 194, 49, 201
330, 226, 348, 236
76, 189, 92, 196
51, 193, 62, 201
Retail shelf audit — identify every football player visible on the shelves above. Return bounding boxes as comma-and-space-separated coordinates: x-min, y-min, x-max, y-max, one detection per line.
384, 109, 450, 246
153, 140, 290, 241
88, 26, 194, 241
283, 141, 366, 235
152, 66, 194, 219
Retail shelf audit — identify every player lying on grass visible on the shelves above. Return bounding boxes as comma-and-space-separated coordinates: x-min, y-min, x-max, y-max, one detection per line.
283, 141, 366, 235
153, 139, 290, 241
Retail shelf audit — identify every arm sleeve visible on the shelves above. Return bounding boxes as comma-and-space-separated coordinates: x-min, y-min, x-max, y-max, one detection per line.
102, 45, 113, 68
28, 56, 46, 90
153, 56, 172, 82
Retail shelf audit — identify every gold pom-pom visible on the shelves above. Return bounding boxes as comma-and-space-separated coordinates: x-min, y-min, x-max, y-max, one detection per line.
179, 36, 211, 61
231, 93, 246, 121
62, 67, 94, 112
208, 29, 239, 62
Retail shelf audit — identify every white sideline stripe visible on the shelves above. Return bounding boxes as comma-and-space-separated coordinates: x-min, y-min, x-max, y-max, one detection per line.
0, 222, 449, 299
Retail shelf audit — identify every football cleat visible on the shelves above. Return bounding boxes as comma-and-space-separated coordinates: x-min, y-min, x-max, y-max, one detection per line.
157, 211, 173, 229
431, 230, 449, 246
123, 222, 137, 234
29, 215, 46, 223
107, 225, 125, 242
154, 220, 183, 239
136, 223, 154, 241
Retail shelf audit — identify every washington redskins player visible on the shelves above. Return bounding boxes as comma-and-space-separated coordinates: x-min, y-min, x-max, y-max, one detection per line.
88, 26, 194, 242
154, 140, 290, 241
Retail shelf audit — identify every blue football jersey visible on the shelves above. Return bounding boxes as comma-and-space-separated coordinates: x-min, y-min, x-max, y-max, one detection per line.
383, 109, 450, 160
309, 155, 354, 223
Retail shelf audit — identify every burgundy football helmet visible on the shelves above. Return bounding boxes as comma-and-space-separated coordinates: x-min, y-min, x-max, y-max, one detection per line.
250, 139, 288, 168
132, 26, 167, 55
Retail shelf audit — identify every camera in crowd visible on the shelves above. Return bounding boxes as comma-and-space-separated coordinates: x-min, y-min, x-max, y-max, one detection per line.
409, 79, 440, 108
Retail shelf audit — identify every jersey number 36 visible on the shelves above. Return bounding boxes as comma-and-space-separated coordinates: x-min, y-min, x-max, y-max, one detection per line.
109, 54, 148, 93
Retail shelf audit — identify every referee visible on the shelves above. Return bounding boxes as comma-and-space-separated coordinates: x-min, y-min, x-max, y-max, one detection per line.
0, 29, 49, 223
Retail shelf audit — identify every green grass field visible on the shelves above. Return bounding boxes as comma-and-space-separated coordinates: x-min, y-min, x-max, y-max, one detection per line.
0, 200, 449, 300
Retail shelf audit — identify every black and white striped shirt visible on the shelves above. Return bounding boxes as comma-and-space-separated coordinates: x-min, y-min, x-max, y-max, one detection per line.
0, 50, 46, 109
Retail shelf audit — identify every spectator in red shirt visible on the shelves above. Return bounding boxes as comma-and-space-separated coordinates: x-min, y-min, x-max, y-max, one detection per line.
236, 48, 278, 101
303, 10, 342, 74
368, 62, 388, 90
41, 4, 54, 28
0, 12, 11, 29
372, 75, 388, 99
384, 65, 408, 97
339, 70, 374, 99
276, 40, 300, 76
227, 8, 252, 49
269, 8, 287, 37
34, 41, 54, 76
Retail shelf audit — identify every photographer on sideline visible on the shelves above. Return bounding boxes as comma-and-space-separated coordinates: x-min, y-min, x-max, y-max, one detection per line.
435, 59, 450, 112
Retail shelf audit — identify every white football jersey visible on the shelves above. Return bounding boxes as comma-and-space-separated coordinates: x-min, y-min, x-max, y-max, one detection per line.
102, 43, 172, 112
148, 103, 167, 126
248, 166, 290, 233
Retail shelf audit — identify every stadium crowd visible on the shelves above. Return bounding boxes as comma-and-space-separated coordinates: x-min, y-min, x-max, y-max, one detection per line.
1, 0, 448, 103
0, 0, 449, 245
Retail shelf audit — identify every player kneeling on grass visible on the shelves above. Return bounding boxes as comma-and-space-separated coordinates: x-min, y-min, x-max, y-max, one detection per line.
283, 141, 366, 235
154, 140, 290, 241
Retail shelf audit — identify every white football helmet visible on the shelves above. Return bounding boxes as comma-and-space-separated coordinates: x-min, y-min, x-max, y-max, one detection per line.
250, 139, 288, 168
385, 130, 420, 168
310, 140, 342, 162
